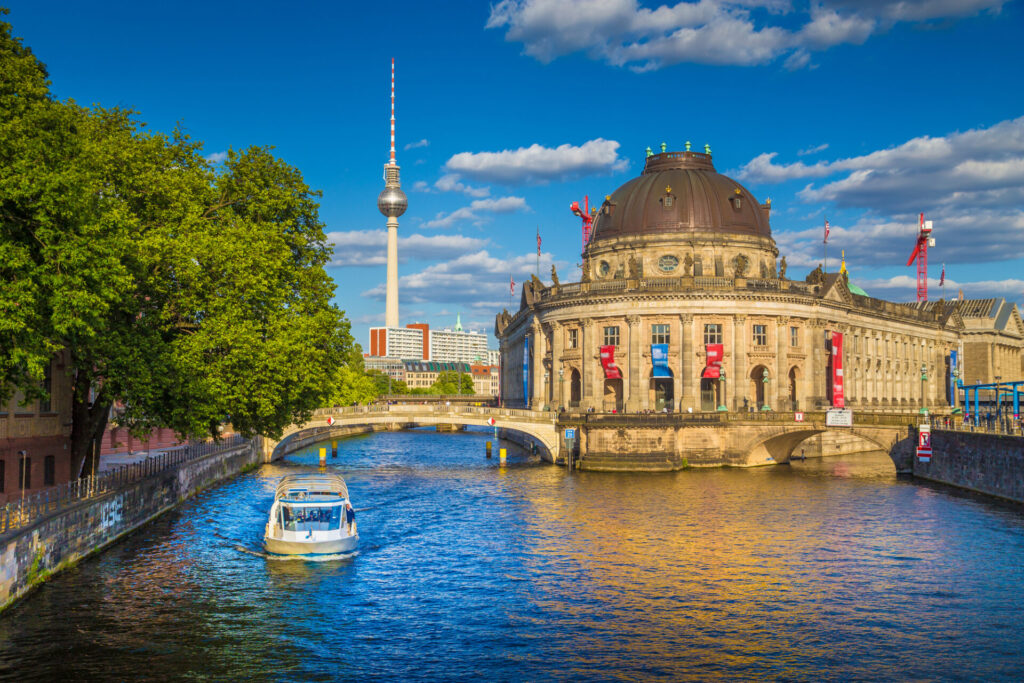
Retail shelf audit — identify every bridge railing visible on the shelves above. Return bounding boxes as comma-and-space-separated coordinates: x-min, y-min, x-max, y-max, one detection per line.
307, 404, 552, 422
0, 435, 249, 536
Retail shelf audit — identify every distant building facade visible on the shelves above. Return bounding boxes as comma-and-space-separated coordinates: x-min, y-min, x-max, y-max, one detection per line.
403, 361, 471, 390
364, 356, 406, 382
368, 317, 495, 366
0, 351, 73, 502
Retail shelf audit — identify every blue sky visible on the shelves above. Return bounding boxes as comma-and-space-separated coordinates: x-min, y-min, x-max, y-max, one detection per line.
6, 1, 1023, 350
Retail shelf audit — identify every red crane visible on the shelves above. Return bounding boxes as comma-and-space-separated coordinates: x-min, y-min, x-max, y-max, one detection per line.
570, 195, 594, 256
906, 212, 934, 302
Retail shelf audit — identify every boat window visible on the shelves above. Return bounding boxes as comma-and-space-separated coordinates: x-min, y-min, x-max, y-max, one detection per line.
281, 504, 343, 531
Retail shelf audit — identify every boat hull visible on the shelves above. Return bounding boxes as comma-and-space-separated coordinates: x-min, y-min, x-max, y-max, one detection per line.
264, 534, 358, 557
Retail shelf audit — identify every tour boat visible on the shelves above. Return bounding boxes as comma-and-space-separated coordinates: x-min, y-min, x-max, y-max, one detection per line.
263, 473, 358, 556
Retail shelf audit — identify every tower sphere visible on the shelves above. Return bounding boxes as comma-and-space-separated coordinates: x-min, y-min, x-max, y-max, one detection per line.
378, 186, 408, 218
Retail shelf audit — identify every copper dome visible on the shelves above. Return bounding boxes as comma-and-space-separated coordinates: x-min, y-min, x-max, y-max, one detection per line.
590, 150, 770, 243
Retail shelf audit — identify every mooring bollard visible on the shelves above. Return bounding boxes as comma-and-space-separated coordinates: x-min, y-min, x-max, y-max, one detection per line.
499, 448, 507, 465
486, 441, 492, 458
319, 447, 327, 468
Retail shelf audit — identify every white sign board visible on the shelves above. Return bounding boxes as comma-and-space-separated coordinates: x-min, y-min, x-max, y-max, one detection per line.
794, 412, 804, 422
825, 408, 853, 427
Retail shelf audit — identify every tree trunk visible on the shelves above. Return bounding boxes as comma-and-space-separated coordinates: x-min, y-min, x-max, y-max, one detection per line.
69, 369, 111, 479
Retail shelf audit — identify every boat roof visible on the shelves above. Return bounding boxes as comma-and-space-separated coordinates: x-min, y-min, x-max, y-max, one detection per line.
275, 473, 349, 502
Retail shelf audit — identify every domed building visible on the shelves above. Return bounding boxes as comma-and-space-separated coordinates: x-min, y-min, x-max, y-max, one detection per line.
496, 146, 968, 419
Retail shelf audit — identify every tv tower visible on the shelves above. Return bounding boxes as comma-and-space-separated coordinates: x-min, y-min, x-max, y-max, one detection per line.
377, 58, 407, 328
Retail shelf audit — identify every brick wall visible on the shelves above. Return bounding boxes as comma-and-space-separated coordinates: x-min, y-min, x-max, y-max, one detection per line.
913, 430, 1024, 503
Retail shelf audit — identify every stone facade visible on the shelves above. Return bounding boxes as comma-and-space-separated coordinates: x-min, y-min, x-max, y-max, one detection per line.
496, 148, 1020, 420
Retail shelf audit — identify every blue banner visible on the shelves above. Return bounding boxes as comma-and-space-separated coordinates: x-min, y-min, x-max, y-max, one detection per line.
950, 349, 958, 406
522, 336, 530, 407
651, 343, 671, 377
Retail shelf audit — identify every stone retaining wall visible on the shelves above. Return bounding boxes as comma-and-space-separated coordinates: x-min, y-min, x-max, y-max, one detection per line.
0, 441, 259, 612
913, 430, 1024, 503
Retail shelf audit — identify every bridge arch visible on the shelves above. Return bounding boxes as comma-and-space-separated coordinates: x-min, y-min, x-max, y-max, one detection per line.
264, 406, 561, 464
738, 425, 904, 468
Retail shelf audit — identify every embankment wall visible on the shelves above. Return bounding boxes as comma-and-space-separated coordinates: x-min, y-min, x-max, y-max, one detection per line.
913, 430, 1024, 503
0, 441, 259, 612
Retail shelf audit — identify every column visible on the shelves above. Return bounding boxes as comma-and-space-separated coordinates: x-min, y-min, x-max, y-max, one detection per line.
776, 316, 789, 410
807, 322, 823, 409
732, 316, 746, 412
678, 314, 692, 412
530, 320, 545, 410
551, 321, 564, 409
626, 315, 642, 412
581, 320, 596, 411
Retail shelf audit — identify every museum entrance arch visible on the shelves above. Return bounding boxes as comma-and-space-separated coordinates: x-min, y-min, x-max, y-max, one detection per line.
700, 377, 721, 412
649, 368, 674, 412
603, 378, 623, 412
569, 369, 582, 408
788, 366, 800, 410
750, 365, 770, 410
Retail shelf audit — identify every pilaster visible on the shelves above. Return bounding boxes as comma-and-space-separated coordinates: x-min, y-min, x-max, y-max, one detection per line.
581, 320, 596, 411
679, 314, 693, 412
626, 315, 642, 412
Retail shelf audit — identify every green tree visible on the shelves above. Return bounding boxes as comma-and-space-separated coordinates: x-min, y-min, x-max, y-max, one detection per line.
429, 371, 474, 395
331, 345, 377, 406
1, 14, 356, 475
367, 369, 408, 396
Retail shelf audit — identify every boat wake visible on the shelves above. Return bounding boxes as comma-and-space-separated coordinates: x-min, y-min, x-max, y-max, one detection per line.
235, 545, 358, 562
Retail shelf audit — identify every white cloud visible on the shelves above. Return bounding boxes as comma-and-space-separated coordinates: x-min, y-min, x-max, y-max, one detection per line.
798, 143, 829, 156
404, 138, 429, 150
423, 196, 530, 229
327, 230, 490, 266
853, 275, 1024, 308
486, 0, 1006, 71
434, 173, 491, 197
445, 138, 628, 184
205, 151, 228, 164
361, 249, 568, 310
412, 180, 431, 192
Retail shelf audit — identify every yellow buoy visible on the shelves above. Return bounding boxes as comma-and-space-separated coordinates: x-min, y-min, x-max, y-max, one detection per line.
499, 448, 507, 465
319, 447, 327, 468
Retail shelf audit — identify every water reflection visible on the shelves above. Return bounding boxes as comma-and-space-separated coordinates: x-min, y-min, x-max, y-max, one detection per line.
1, 432, 1024, 681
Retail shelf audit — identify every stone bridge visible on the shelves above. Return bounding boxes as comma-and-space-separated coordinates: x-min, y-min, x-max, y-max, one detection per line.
264, 405, 927, 472
262, 405, 560, 462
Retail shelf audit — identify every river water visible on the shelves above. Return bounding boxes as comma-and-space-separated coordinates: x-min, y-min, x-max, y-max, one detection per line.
2, 428, 1024, 681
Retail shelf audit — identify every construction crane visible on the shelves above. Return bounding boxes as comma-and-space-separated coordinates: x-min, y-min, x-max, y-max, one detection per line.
570, 195, 595, 257
906, 212, 935, 302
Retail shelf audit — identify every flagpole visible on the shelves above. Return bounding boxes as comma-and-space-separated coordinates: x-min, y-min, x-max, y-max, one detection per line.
823, 217, 828, 273
536, 225, 540, 277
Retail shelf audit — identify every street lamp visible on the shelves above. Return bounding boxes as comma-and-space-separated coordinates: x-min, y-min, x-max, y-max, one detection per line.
717, 369, 728, 411
558, 366, 565, 411
761, 369, 771, 410
544, 370, 550, 411
920, 362, 928, 415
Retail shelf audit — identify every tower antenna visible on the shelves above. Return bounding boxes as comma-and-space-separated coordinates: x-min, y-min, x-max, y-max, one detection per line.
389, 57, 396, 165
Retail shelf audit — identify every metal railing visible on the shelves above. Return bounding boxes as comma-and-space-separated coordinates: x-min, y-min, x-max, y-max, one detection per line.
0, 434, 249, 536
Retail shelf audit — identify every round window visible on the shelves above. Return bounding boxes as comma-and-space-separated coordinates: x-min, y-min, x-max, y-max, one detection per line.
658, 255, 679, 272
599, 261, 611, 276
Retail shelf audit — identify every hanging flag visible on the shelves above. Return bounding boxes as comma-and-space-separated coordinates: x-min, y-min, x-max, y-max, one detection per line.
702, 344, 723, 379
600, 345, 622, 379
824, 218, 830, 244
536, 227, 541, 256
510, 274, 515, 295
940, 264, 945, 286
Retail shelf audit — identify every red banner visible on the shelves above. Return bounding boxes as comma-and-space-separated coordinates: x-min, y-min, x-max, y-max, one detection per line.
703, 344, 723, 379
600, 345, 621, 379
831, 332, 845, 408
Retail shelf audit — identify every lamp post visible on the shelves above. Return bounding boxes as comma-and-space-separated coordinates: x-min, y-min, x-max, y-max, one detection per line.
761, 369, 771, 411
718, 369, 728, 412
544, 370, 550, 411
558, 366, 565, 412
920, 362, 928, 416
995, 376, 1002, 419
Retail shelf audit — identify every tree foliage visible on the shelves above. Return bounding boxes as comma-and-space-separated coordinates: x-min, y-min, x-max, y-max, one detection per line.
1, 13, 356, 475
429, 371, 475, 395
